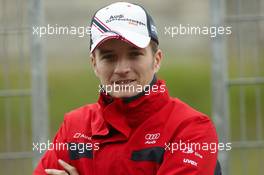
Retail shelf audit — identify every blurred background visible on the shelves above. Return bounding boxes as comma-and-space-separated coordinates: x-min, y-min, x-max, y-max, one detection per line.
0, 0, 264, 174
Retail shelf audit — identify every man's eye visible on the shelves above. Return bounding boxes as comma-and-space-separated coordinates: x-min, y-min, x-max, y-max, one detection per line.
130, 52, 143, 57
102, 54, 114, 60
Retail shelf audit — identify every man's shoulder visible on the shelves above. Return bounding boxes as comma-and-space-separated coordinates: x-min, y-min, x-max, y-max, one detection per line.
63, 102, 101, 122
170, 97, 208, 119
59, 103, 104, 134
166, 97, 217, 140
167, 97, 214, 130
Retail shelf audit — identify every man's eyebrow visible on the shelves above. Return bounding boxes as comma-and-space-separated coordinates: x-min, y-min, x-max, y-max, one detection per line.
129, 46, 142, 51
98, 49, 114, 54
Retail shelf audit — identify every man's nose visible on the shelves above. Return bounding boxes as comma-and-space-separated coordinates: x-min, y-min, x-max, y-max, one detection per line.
114, 58, 131, 75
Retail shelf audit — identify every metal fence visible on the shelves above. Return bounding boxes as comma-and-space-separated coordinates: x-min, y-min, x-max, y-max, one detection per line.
0, 0, 48, 174
1, 0, 264, 174
211, 0, 264, 174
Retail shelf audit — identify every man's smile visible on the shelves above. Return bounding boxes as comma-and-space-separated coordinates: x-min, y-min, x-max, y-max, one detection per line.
112, 79, 136, 85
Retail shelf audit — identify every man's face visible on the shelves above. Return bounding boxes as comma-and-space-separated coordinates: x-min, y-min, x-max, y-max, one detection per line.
91, 39, 162, 98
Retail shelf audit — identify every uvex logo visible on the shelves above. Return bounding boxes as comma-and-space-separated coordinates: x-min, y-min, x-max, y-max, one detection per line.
145, 133, 160, 144
183, 158, 198, 167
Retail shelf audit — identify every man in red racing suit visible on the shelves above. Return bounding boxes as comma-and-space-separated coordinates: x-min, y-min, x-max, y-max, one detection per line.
34, 2, 220, 175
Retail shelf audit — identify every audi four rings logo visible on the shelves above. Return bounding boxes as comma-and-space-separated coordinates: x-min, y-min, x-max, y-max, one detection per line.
145, 133, 160, 140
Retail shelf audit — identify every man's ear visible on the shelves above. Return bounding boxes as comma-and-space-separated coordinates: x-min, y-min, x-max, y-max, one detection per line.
90, 53, 98, 77
154, 49, 163, 73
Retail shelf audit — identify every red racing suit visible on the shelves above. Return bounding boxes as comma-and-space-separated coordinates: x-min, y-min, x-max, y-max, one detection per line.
33, 79, 219, 175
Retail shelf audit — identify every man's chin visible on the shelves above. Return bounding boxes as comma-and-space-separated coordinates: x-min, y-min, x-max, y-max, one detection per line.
110, 92, 139, 98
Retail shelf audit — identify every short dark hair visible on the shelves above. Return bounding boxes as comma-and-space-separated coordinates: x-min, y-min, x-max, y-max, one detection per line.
150, 40, 158, 55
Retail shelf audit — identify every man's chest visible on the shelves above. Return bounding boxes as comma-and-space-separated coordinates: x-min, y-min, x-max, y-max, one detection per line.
67, 127, 167, 175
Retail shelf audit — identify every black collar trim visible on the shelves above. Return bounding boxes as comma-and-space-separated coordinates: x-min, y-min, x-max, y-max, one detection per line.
122, 75, 157, 103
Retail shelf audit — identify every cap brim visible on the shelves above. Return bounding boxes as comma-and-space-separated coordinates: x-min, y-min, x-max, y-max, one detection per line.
90, 30, 151, 53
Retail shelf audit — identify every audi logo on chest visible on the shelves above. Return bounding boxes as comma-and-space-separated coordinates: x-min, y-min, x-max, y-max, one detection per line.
145, 133, 160, 140
144, 133, 160, 144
